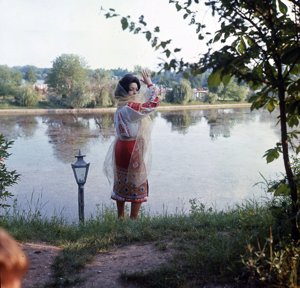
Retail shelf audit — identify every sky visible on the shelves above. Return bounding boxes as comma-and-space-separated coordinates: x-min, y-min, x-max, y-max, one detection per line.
0, 0, 218, 71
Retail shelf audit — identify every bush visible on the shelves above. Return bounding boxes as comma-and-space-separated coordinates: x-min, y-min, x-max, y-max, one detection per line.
205, 92, 218, 104
0, 134, 20, 209
241, 235, 300, 287
67, 84, 92, 108
15, 86, 39, 107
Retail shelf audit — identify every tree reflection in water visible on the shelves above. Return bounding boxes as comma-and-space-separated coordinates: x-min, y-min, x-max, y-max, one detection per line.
0, 108, 279, 164
93, 113, 115, 140
160, 108, 279, 140
0, 115, 38, 140
160, 110, 203, 135
43, 113, 115, 163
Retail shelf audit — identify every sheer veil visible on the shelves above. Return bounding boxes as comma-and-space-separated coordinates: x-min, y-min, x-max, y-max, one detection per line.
103, 82, 154, 187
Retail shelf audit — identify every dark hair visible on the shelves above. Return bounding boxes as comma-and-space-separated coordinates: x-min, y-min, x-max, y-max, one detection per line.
118, 74, 140, 93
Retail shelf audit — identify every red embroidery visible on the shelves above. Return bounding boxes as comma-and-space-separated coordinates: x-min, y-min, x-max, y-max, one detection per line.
127, 102, 142, 111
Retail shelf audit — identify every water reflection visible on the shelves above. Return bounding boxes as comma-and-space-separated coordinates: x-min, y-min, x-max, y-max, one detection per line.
0, 109, 279, 157
0, 115, 38, 139
161, 110, 203, 134
42, 114, 100, 163
93, 113, 115, 140
161, 108, 279, 139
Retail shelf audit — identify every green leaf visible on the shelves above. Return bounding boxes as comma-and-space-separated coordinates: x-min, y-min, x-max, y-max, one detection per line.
175, 2, 182, 11
139, 15, 147, 26
222, 74, 231, 86
134, 27, 141, 34
277, 0, 288, 14
237, 37, 246, 54
151, 37, 158, 47
164, 49, 171, 58
274, 183, 289, 196
290, 64, 300, 75
161, 40, 171, 49
282, 46, 300, 64
154, 26, 160, 32
145, 31, 152, 41
267, 99, 278, 112
208, 70, 222, 88
244, 36, 254, 46
121, 17, 128, 30
174, 48, 181, 53
287, 115, 299, 127
264, 147, 281, 163
213, 32, 222, 43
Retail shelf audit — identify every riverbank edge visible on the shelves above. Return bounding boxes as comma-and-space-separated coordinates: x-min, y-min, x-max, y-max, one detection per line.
0, 103, 252, 115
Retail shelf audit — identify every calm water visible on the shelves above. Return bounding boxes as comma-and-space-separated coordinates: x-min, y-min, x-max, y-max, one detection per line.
0, 108, 284, 221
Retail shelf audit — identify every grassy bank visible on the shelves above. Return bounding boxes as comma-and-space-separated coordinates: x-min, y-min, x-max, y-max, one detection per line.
0, 101, 251, 115
1, 199, 298, 288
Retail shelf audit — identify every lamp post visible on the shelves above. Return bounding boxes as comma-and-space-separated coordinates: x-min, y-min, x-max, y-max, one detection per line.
71, 150, 89, 223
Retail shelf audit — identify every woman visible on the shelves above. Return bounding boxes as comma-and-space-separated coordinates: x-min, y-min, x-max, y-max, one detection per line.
104, 70, 159, 219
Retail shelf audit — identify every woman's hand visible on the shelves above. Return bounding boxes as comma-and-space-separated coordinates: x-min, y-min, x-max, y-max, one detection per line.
141, 70, 153, 87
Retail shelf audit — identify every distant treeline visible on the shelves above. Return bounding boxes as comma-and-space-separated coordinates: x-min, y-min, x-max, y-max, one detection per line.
0, 54, 251, 108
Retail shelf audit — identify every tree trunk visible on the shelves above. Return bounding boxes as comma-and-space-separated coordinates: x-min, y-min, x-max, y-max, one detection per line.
278, 91, 299, 243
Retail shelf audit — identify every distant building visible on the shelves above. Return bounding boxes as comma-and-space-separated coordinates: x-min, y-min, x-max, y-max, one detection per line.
193, 87, 208, 101
33, 80, 48, 94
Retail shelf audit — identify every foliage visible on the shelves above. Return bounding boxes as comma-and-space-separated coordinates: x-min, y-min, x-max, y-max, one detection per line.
217, 77, 250, 102
0, 65, 22, 98
164, 78, 193, 104
46, 54, 89, 108
0, 134, 19, 209
24, 66, 37, 84
15, 86, 39, 107
206, 92, 218, 104
87, 69, 115, 107
65, 82, 92, 108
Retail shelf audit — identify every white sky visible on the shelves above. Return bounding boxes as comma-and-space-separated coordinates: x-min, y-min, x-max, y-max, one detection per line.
0, 0, 218, 70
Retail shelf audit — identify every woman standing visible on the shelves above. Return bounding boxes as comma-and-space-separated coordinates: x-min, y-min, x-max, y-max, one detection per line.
104, 70, 159, 219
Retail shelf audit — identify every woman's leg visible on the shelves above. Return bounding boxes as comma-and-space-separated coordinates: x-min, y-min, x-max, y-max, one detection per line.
130, 202, 142, 219
116, 201, 125, 218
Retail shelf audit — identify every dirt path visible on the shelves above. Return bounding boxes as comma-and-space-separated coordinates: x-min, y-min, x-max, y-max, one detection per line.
21, 242, 174, 288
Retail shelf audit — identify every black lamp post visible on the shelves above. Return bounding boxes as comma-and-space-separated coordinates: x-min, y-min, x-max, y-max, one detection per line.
71, 150, 89, 223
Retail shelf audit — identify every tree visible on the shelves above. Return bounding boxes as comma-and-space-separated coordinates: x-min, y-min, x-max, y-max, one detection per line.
46, 54, 89, 108
0, 65, 22, 98
0, 134, 19, 209
217, 77, 250, 102
88, 69, 114, 107
24, 66, 37, 84
104, 0, 300, 241
15, 86, 39, 107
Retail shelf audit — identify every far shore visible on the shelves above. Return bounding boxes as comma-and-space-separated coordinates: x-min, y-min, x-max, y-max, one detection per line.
0, 102, 252, 115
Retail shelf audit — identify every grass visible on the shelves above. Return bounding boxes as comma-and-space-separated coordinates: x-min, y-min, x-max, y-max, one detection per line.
0, 199, 298, 287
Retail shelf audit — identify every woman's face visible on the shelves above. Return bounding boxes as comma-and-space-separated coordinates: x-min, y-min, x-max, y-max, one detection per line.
128, 83, 139, 96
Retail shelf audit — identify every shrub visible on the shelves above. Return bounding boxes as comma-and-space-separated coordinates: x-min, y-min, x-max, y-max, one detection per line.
15, 86, 39, 107
241, 229, 300, 287
0, 134, 20, 209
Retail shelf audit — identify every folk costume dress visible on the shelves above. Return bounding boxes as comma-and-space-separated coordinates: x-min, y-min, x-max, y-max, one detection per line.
104, 84, 159, 203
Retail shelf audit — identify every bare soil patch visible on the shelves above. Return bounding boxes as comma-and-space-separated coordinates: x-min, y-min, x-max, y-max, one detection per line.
21, 242, 174, 288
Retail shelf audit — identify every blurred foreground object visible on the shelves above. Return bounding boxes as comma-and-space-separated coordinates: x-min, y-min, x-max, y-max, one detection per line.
0, 228, 29, 288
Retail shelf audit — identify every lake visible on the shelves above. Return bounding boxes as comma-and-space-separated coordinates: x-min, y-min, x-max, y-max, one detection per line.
0, 107, 284, 221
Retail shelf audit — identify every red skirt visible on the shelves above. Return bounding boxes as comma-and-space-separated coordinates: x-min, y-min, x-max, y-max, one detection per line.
111, 139, 148, 203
